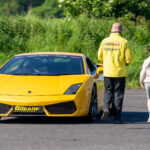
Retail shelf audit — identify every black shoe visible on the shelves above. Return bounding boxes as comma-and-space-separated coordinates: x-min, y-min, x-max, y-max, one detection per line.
101, 110, 110, 121
113, 119, 123, 124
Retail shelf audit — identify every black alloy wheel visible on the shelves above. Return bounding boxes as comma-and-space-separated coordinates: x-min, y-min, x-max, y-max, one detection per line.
87, 86, 98, 122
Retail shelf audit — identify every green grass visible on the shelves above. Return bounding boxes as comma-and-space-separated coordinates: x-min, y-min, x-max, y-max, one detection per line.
0, 15, 149, 88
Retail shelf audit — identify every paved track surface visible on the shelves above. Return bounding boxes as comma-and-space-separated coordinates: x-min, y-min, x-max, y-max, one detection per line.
0, 89, 149, 150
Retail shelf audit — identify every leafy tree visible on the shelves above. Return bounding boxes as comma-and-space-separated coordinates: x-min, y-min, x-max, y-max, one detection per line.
110, 0, 150, 18
18, 0, 45, 13
0, 0, 20, 15
30, 0, 64, 18
0, 0, 44, 15
58, 0, 150, 19
0, 0, 63, 18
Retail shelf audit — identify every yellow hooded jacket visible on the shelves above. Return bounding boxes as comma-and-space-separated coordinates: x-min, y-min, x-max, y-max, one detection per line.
98, 33, 132, 77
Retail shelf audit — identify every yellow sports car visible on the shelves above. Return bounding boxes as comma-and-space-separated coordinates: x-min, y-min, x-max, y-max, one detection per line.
0, 52, 104, 121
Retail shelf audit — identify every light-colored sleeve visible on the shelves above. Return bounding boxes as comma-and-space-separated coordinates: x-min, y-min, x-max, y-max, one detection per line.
125, 41, 132, 65
98, 40, 104, 62
140, 60, 147, 84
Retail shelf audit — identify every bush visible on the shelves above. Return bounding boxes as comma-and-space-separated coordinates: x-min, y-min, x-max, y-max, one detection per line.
58, 0, 150, 19
0, 15, 149, 87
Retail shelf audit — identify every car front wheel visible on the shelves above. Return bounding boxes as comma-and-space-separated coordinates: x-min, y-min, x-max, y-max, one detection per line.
87, 86, 98, 122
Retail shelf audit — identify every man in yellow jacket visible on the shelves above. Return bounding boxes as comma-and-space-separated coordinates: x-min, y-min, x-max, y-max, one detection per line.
98, 23, 132, 124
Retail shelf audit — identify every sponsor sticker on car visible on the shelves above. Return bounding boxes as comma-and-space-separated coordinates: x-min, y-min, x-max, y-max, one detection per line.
13, 106, 43, 113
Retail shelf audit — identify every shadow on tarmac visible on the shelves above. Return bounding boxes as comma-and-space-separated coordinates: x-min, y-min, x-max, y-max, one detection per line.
122, 111, 148, 124
0, 111, 148, 124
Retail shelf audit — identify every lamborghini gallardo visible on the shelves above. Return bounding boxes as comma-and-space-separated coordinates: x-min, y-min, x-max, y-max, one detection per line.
0, 52, 104, 121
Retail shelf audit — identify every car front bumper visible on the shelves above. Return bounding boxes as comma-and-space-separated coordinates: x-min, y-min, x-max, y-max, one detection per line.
0, 94, 90, 117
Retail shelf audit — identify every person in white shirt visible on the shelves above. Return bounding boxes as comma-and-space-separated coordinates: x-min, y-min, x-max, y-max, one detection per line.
140, 44, 150, 122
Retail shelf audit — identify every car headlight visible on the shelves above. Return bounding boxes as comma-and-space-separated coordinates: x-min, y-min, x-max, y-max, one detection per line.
64, 83, 82, 95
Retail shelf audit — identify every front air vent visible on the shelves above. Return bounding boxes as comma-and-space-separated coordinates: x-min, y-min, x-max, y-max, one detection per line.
45, 101, 77, 114
0, 103, 12, 114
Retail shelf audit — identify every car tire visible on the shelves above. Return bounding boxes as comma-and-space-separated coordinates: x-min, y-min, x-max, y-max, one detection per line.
86, 86, 98, 122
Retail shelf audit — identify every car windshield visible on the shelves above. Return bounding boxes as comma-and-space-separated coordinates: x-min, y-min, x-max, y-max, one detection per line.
0, 54, 85, 75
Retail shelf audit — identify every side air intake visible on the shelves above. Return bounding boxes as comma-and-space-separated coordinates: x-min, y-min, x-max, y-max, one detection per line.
45, 101, 77, 114
0, 103, 12, 114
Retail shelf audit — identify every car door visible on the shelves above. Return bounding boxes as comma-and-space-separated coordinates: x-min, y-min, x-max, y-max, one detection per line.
85, 56, 104, 112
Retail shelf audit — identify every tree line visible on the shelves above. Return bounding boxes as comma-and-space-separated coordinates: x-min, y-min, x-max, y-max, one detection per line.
0, 0, 150, 19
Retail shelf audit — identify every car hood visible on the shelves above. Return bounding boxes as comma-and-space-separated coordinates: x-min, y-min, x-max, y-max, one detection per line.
0, 74, 90, 96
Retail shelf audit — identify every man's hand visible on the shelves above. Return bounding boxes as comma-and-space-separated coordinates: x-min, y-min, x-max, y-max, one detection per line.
140, 82, 145, 88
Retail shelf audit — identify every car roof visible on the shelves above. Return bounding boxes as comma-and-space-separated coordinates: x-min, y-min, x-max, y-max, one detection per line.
16, 52, 85, 57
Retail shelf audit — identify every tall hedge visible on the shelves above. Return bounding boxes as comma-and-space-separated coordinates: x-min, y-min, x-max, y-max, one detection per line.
0, 15, 149, 87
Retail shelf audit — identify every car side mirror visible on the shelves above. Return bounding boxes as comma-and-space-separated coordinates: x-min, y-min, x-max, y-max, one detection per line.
96, 63, 103, 67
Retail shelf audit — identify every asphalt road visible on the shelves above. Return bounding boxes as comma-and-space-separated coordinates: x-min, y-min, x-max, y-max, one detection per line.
0, 89, 149, 150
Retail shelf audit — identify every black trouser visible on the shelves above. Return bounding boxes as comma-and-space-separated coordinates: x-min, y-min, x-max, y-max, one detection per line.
103, 77, 126, 120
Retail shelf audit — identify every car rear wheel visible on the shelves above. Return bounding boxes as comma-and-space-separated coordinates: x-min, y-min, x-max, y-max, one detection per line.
87, 86, 98, 122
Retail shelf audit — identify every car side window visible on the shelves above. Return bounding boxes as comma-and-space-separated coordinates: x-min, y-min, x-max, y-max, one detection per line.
86, 57, 97, 75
